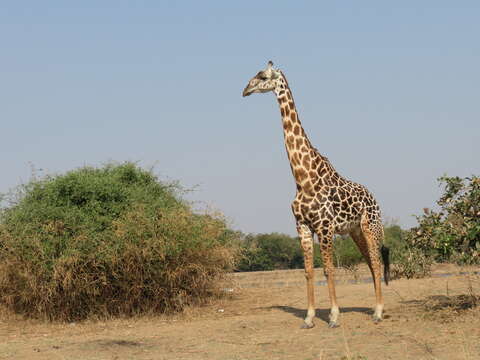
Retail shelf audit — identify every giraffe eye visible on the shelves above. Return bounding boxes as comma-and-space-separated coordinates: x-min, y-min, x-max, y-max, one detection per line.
256, 72, 267, 80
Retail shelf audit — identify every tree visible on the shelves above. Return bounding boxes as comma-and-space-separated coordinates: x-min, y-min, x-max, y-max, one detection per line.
407, 175, 480, 264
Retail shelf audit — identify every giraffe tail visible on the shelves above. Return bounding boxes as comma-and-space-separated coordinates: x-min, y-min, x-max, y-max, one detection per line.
380, 245, 390, 285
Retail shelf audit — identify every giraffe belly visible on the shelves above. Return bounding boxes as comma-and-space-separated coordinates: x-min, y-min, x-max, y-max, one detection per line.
334, 218, 361, 235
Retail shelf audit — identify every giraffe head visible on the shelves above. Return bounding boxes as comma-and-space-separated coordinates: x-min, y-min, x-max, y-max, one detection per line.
242, 61, 282, 97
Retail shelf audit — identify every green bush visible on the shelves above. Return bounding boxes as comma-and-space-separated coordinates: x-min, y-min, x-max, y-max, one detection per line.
0, 163, 239, 321
391, 247, 433, 279
236, 233, 306, 271
236, 232, 385, 272
333, 236, 364, 268
382, 223, 426, 279
236, 232, 329, 272
407, 175, 480, 265
390, 175, 480, 279
383, 224, 408, 262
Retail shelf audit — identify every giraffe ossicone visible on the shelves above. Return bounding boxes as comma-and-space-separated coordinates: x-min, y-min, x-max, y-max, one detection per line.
243, 61, 390, 329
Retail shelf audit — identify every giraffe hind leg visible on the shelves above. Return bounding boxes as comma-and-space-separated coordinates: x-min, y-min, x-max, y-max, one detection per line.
350, 228, 374, 276
350, 229, 381, 322
358, 214, 385, 322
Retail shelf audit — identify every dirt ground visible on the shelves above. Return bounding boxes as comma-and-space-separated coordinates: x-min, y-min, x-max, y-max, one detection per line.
1, 266, 479, 360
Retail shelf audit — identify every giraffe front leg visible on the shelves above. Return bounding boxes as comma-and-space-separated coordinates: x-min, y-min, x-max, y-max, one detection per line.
317, 227, 340, 328
297, 224, 316, 329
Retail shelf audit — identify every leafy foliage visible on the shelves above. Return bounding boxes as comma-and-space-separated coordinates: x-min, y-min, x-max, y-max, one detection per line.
332, 236, 364, 268
391, 175, 479, 279
0, 163, 239, 321
383, 223, 430, 279
236, 228, 405, 272
236, 233, 314, 271
407, 175, 480, 265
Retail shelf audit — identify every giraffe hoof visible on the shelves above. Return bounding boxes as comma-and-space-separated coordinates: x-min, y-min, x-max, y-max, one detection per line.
328, 321, 339, 328
300, 322, 315, 329
372, 316, 382, 324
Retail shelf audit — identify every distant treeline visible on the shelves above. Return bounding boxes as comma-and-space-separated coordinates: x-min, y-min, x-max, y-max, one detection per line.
235, 224, 405, 272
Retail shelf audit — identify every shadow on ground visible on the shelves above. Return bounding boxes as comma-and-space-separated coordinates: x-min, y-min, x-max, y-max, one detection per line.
267, 305, 372, 324
86, 339, 145, 349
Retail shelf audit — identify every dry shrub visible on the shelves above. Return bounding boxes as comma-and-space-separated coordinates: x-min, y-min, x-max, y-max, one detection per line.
0, 163, 239, 321
390, 247, 433, 280
407, 294, 479, 323
425, 294, 478, 312
403, 275, 479, 322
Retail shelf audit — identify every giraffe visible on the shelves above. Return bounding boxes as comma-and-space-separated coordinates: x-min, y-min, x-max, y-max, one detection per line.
242, 61, 390, 329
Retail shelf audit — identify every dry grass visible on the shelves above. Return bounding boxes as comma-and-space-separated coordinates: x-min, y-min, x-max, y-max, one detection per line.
1, 269, 479, 360
402, 274, 479, 323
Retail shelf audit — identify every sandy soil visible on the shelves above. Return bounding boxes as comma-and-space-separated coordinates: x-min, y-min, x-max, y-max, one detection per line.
0, 267, 479, 360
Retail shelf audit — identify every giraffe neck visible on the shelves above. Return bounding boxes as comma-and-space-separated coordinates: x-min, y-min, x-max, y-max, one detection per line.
274, 73, 336, 192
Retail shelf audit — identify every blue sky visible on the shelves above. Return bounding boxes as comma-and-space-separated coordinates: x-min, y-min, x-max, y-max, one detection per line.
1, 2, 479, 235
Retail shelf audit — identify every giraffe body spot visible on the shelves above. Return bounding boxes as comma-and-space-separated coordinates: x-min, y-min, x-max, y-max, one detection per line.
302, 157, 311, 170
295, 168, 308, 182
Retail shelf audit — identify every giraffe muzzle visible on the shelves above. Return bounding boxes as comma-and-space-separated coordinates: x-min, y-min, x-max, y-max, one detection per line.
242, 87, 253, 97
